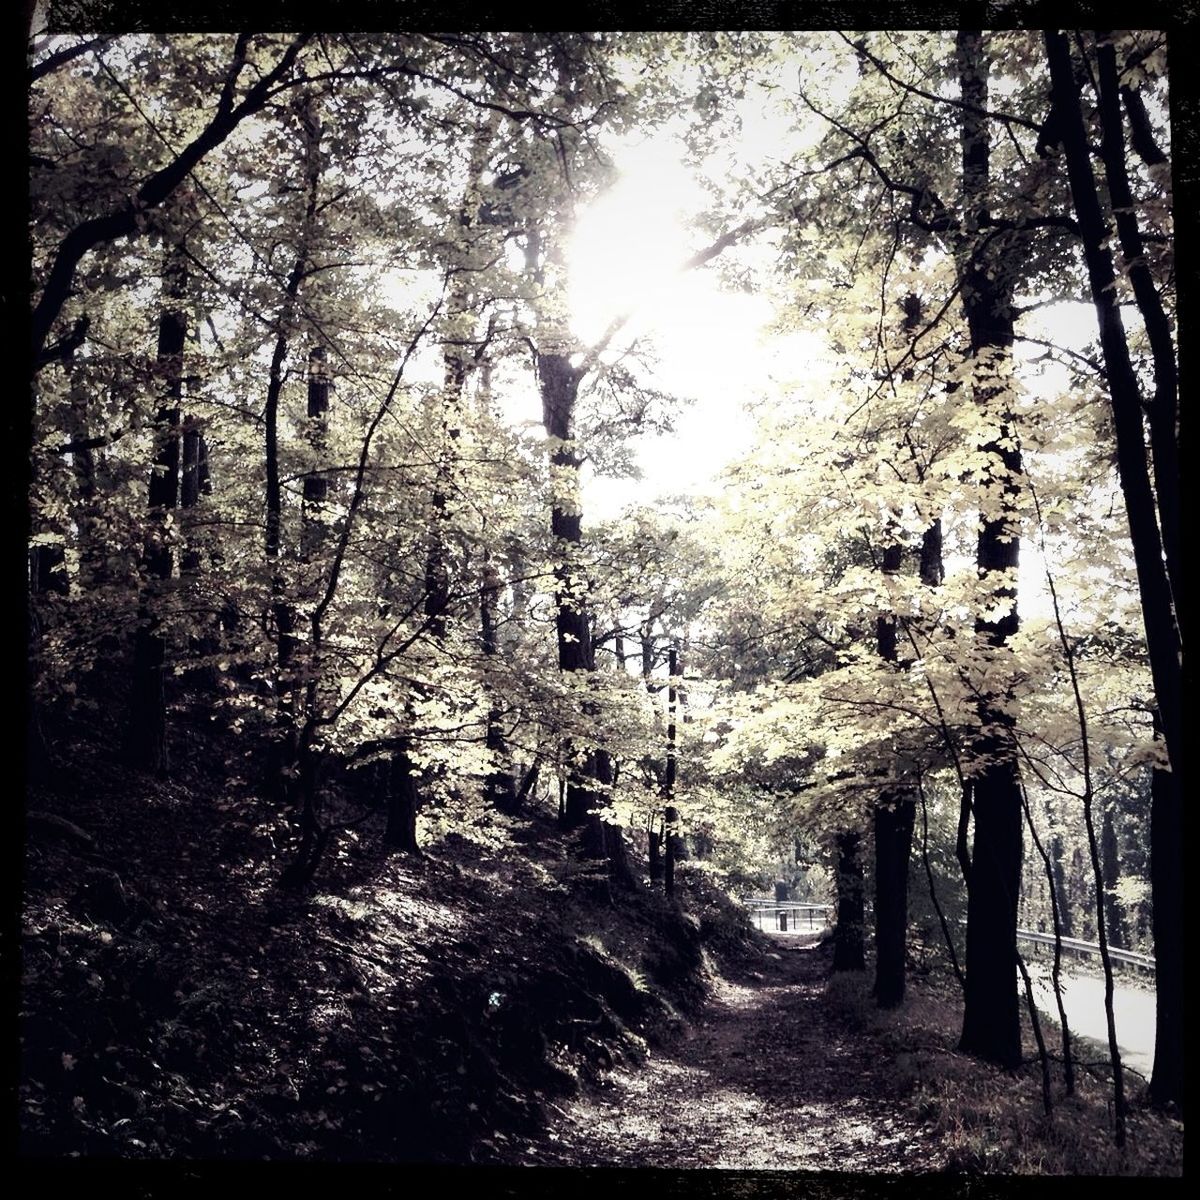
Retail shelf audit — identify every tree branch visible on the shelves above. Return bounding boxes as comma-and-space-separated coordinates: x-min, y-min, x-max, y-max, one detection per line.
31, 33, 311, 366
29, 36, 112, 82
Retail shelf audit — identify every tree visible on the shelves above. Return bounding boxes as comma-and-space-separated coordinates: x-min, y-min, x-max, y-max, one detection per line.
31, 34, 311, 369
832, 829, 866, 972
954, 28, 1026, 1070
125, 241, 188, 773
1043, 29, 1181, 1110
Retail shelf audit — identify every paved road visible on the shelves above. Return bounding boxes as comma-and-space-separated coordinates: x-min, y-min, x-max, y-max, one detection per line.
1027, 964, 1156, 1081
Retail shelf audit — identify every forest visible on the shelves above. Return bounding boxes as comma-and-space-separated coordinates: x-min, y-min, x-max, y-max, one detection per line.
22, 17, 1184, 1181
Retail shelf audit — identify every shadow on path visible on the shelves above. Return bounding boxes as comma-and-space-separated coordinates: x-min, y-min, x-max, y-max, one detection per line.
513, 934, 948, 1169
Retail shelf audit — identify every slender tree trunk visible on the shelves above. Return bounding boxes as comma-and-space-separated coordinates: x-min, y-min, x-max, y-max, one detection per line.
832, 830, 865, 972
1047, 29, 1182, 1113
662, 644, 682, 899
1020, 785, 1075, 1094
648, 820, 663, 884
301, 347, 330, 552
917, 775, 965, 990
280, 721, 331, 889
262, 101, 322, 803
481, 551, 517, 811
1017, 948, 1054, 1116
1044, 30, 1181, 779
873, 540, 915, 1007
1149, 744, 1183, 1111
63, 378, 105, 594
1099, 801, 1126, 950
1093, 34, 1181, 632
1049, 831, 1074, 938
953, 31, 1025, 1070
126, 243, 187, 773
407, 119, 501, 835
179, 416, 210, 572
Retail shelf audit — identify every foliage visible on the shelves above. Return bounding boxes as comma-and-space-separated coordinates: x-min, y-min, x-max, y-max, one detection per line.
25, 25, 1179, 1163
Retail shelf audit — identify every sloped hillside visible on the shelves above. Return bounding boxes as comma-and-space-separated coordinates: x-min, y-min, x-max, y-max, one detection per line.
21, 715, 758, 1163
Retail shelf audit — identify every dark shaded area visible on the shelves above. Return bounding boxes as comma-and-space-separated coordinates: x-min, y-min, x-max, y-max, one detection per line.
20, 700, 755, 1163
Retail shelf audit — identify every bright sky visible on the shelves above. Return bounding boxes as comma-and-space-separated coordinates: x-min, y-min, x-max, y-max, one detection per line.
564, 131, 1122, 627
566, 129, 836, 519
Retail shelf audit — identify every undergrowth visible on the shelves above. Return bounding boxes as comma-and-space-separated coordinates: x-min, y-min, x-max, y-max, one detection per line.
20, 711, 754, 1163
822, 962, 1183, 1175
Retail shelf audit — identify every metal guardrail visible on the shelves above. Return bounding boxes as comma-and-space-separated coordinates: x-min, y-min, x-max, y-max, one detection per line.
742, 900, 1154, 971
744, 898, 832, 933
1016, 927, 1155, 973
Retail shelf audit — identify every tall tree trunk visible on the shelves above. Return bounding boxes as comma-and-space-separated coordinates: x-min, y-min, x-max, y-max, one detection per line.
1149, 758, 1183, 1110
1093, 33, 1181, 633
873, 797, 915, 1006
1044, 31, 1181, 779
1046, 29, 1183, 1112
1019, 782, 1076, 1093
873, 539, 916, 1008
126, 242, 187, 773
301, 347, 330, 554
956, 30, 1024, 1069
179, 416, 210, 574
832, 830, 865, 972
1099, 800, 1126, 950
1049, 831, 1074, 938
538, 348, 632, 887
481, 551, 517, 811
648, 819, 663, 884
385, 742, 422, 853
262, 99, 322, 803
662, 643, 682, 899
408, 117, 501, 835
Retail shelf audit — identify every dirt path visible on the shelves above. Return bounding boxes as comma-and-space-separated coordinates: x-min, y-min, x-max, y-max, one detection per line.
515, 934, 947, 1170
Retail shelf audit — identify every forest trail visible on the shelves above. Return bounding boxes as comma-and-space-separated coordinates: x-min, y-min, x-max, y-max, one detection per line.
510, 934, 948, 1170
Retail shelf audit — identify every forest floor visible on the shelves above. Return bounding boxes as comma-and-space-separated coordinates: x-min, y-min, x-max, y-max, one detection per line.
20, 707, 1184, 1177
503, 923, 1182, 1177
507, 931, 947, 1170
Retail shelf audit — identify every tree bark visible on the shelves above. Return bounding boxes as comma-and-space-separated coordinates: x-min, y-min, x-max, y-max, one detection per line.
1046, 30, 1182, 1112
385, 744, 422, 853
538, 347, 631, 886
1044, 30, 1181, 779
126, 243, 187, 773
301, 346, 331, 554
873, 797, 915, 1006
1049, 831, 1073, 938
832, 830, 866, 972
648, 822, 663, 884
1149, 745, 1183, 1110
662, 644, 682, 899
1019, 785, 1075, 1094
481, 551, 517, 811
956, 29, 1024, 1069
179, 416, 209, 575
1099, 800, 1126, 950
872, 539, 915, 1007
1093, 34, 1180, 633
